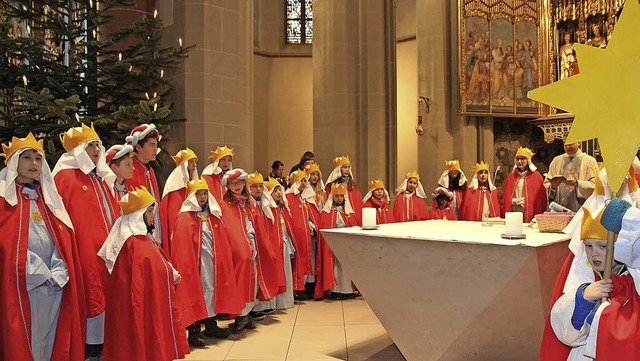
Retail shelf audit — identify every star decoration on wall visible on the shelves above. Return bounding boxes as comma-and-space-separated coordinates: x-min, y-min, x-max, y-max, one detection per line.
528, 0, 640, 193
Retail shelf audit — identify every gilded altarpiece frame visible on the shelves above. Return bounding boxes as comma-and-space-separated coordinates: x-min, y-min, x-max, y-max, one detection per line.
459, 0, 547, 117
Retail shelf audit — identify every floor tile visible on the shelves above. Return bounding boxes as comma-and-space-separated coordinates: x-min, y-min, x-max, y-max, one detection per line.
295, 300, 344, 326
342, 299, 381, 325
287, 325, 347, 359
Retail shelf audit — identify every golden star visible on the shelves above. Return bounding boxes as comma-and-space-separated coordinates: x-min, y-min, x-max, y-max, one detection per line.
528, 0, 640, 193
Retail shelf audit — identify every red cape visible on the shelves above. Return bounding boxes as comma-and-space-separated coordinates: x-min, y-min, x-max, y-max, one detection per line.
103, 235, 188, 361
392, 192, 429, 222
129, 157, 161, 202
0, 186, 86, 361
54, 169, 119, 317
460, 187, 501, 221
325, 182, 364, 223
265, 206, 296, 293
363, 199, 396, 224
314, 208, 360, 299
429, 206, 458, 220
285, 193, 320, 291
202, 173, 226, 202
171, 212, 242, 326
501, 169, 547, 223
539, 253, 574, 360
160, 188, 186, 257
249, 201, 283, 301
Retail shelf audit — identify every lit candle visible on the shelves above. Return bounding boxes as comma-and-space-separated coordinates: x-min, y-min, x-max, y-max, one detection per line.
505, 212, 523, 236
160, 69, 164, 78
362, 208, 377, 230
22, 75, 27, 87
153, 9, 158, 18
153, 103, 158, 111
145, 92, 150, 99
118, 53, 122, 61
75, 113, 80, 122
178, 37, 183, 47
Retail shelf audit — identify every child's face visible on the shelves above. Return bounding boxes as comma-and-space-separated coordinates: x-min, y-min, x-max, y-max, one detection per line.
195, 189, 208, 207
298, 177, 308, 191
228, 179, 246, 195
340, 165, 351, 177
515, 156, 528, 171
477, 170, 489, 184
271, 187, 283, 202
143, 204, 156, 226
218, 155, 232, 171
406, 178, 418, 193
436, 195, 449, 210
110, 156, 134, 180
85, 141, 102, 164
372, 188, 385, 199
449, 170, 460, 179
309, 172, 319, 185
249, 183, 263, 198
187, 158, 198, 175
333, 194, 345, 204
583, 238, 607, 272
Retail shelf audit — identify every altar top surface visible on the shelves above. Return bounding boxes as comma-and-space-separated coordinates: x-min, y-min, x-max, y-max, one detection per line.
322, 220, 570, 248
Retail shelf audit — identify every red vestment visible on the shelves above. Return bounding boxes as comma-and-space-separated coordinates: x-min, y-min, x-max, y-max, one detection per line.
129, 157, 161, 202
539, 253, 574, 360
202, 173, 225, 202
220, 200, 256, 304
460, 187, 501, 221
314, 208, 360, 299
171, 212, 242, 326
501, 169, 547, 223
393, 192, 429, 222
264, 206, 296, 293
0, 185, 86, 361
285, 193, 320, 291
160, 188, 186, 257
325, 183, 364, 223
54, 169, 119, 318
362, 199, 396, 224
103, 235, 188, 361
249, 201, 282, 301
429, 207, 458, 220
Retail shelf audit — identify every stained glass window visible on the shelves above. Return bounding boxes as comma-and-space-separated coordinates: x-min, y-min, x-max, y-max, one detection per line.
286, 0, 313, 44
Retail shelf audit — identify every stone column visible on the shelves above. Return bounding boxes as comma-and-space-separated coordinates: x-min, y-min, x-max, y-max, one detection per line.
313, 0, 396, 187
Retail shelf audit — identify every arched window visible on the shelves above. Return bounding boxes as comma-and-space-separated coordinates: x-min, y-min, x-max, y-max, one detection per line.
285, 0, 313, 44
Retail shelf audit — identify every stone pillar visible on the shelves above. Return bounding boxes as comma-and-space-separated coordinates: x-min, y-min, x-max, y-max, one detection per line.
166, 0, 254, 171
313, 0, 396, 187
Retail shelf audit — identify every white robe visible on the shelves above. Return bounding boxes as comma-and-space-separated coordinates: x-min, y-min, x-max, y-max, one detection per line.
543, 150, 597, 212
276, 211, 295, 310
330, 209, 353, 294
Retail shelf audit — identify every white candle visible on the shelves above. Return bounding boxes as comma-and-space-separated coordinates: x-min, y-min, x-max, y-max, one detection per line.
505, 212, 523, 236
362, 208, 377, 229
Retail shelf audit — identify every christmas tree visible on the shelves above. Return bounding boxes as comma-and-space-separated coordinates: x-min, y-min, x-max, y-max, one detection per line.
0, 0, 188, 162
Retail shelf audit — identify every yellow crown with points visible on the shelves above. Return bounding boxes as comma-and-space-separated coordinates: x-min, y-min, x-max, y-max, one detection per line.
515, 147, 535, 160
263, 177, 280, 192
593, 167, 605, 196
580, 207, 608, 241
305, 163, 321, 174
405, 170, 420, 180
472, 161, 490, 174
331, 182, 348, 195
186, 177, 209, 196
247, 171, 264, 186
172, 148, 197, 166
289, 169, 307, 184
333, 156, 351, 168
119, 186, 156, 215
1, 133, 45, 164
445, 160, 460, 171
60, 123, 100, 152
368, 178, 385, 191
209, 145, 234, 162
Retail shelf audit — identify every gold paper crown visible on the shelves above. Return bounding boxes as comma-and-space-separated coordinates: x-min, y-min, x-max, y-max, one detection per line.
368, 178, 385, 191
172, 147, 197, 166
60, 123, 100, 152
263, 177, 280, 192
331, 182, 348, 195
445, 160, 460, 171
593, 167, 605, 196
305, 163, 321, 174
186, 177, 209, 196
472, 161, 490, 174
405, 170, 420, 180
333, 156, 351, 168
515, 147, 535, 160
209, 145, 234, 162
580, 207, 608, 241
289, 170, 307, 184
1, 133, 45, 163
247, 171, 264, 186
119, 186, 156, 215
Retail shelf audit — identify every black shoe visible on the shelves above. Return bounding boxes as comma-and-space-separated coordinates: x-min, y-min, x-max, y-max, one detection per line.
244, 317, 257, 330
304, 282, 316, 297
295, 291, 309, 301
187, 331, 205, 347
262, 308, 275, 315
230, 316, 248, 334
249, 311, 266, 320
202, 319, 230, 339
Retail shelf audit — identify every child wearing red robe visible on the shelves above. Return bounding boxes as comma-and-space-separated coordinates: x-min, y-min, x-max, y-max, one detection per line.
305, 163, 327, 209
53, 124, 120, 357
98, 187, 188, 361
0, 134, 85, 361
325, 156, 363, 222
502, 147, 547, 223
171, 178, 239, 347
285, 169, 321, 300
429, 187, 458, 220
437, 160, 468, 219
315, 183, 360, 300
105, 144, 135, 201
362, 179, 396, 224
202, 145, 234, 202
393, 171, 429, 222
460, 162, 502, 221
160, 148, 198, 257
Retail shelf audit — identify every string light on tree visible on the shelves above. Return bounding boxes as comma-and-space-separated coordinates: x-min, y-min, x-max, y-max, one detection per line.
22, 75, 27, 87
160, 69, 164, 78
145, 92, 150, 100
153, 9, 158, 18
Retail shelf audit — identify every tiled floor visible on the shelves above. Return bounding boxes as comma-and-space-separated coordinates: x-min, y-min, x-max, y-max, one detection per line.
184, 298, 407, 361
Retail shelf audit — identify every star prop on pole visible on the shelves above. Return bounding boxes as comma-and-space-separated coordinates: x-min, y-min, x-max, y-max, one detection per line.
528, 0, 640, 194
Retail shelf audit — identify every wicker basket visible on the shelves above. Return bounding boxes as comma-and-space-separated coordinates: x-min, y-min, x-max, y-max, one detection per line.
535, 212, 575, 233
